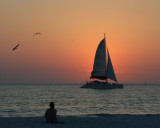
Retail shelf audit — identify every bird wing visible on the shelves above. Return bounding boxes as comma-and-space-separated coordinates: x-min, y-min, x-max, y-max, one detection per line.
33, 32, 41, 37
13, 44, 19, 51
16, 44, 19, 48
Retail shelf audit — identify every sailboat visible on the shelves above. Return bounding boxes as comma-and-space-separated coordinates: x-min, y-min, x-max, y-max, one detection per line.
81, 34, 123, 89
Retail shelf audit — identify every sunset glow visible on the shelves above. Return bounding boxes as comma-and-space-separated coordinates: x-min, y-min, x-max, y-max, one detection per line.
0, 0, 160, 83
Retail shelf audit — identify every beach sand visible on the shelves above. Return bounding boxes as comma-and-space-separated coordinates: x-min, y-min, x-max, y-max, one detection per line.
0, 114, 160, 128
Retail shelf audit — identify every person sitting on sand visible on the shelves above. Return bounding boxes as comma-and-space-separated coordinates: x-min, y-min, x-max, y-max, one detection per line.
45, 102, 57, 123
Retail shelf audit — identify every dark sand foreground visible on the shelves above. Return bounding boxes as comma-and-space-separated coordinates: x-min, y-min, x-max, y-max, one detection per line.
0, 114, 160, 128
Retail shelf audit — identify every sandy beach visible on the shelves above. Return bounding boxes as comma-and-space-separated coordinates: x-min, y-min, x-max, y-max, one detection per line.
0, 114, 160, 128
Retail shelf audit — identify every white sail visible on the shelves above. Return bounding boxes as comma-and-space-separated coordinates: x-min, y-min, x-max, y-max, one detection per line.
91, 39, 107, 79
106, 49, 117, 82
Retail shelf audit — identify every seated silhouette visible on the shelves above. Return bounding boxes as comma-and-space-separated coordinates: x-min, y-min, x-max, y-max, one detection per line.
45, 102, 57, 123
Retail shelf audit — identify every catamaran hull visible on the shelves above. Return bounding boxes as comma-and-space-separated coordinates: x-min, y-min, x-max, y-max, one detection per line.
81, 82, 123, 89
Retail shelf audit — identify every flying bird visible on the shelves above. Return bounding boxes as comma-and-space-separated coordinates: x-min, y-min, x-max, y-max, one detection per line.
12, 44, 19, 51
33, 32, 41, 37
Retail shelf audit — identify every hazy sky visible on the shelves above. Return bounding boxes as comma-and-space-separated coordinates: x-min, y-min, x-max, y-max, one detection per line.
0, 0, 160, 83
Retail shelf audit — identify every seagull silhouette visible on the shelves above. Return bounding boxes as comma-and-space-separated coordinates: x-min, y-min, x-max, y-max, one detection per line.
12, 44, 19, 51
33, 32, 41, 37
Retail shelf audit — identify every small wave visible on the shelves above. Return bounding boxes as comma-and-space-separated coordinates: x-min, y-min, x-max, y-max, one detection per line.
84, 113, 160, 117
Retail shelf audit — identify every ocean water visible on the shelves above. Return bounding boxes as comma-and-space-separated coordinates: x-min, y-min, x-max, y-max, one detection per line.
0, 83, 160, 117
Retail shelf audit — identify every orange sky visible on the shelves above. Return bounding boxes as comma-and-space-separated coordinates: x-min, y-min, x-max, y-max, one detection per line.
0, 0, 160, 83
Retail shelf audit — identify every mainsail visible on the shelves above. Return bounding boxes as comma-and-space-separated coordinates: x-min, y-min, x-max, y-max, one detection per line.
91, 37, 117, 82
91, 39, 107, 79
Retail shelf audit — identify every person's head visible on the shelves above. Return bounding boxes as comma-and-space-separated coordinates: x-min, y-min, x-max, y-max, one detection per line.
49, 102, 55, 108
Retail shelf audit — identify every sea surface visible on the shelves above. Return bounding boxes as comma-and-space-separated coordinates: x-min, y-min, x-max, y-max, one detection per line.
0, 83, 160, 117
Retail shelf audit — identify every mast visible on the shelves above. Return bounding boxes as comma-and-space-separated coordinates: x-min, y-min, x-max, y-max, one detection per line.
104, 33, 108, 82
104, 33, 107, 49
104, 33, 106, 45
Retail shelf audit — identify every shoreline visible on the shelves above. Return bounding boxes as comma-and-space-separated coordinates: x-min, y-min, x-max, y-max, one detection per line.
0, 114, 160, 128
